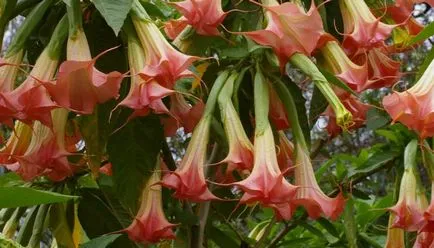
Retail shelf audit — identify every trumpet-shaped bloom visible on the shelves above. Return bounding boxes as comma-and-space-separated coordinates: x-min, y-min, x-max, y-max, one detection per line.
293, 142, 345, 220
0, 50, 23, 92
232, 126, 298, 220
164, 19, 189, 40
421, 182, 434, 232
167, 0, 227, 37
385, 213, 405, 248
0, 121, 32, 164
242, 0, 325, 69
132, 16, 199, 89
363, 47, 401, 90
43, 30, 124, 114
339, 0, 395, 55
413, 232, 434, 248
125, 167, 176, 243
319, 41, 369, 92
161, 93, 204, 136
10, 109, 73, 181
324, 93, 370, 137
383, 57, 434, 138
0, 49, 58, 127
161, 118, 218, 201
389, 144, 426, 231
276, 131, 294, 173
218, 74, 254, 174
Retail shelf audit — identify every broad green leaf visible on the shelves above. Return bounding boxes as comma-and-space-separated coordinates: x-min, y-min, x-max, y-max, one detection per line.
0, 187, 78, 208
356, 194, 393, 231
408, 21, 434, 46
80, 234, 122, 248
107, 116, 164, 212
92, 0, 133, 35
0, 173, 23, 187
366, 108, 390, 130
317, 218, 340, 238
207, 224, 240, 248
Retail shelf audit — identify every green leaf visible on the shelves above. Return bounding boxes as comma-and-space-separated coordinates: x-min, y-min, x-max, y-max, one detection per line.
416, 46, 434, 80
207, 224, 240, 248
80, 234, 122, 248
408, 21, 434, 46
366, 108, 390, 130
319, 68, 357, 96
92, 0, 133, 35
0, 187, 77, 208
0, 233, 24, 248
107, 116, 164, 212
0, 173, 23, 187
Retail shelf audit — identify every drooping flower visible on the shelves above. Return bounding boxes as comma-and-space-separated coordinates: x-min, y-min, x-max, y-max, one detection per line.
117, 34, 173, 119
421, 182, 434, 232
164, 19, 189, 40
276, 131, 294, 174
161, 93, 204, 136
166, 0, 227, 37
269, 84, 290, 130
0, 49, 59, 127
413, 232, 434, 248
339, 0, 396, 55
0, 50, 24, 92
10, 109, 73, 181
318, 41, 369, 92
161, 70, 230, 201
323, 93, 370, 138
124, 164, 176, 243
363, 47, 401, 90
232, 125, 298, 220
242, 0, 326, 69
389, 140, 426, 231
383, 56, 434, 138
43, 30, 124, 114
160, 118, 219, 201
131, 9, 199, 89
0, 121, 32, 164
385, 213, 405, 248
293, 142, 345, 220
217, 72, 253, 174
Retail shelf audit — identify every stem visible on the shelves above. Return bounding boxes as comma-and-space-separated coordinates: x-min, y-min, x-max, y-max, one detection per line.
27, 204, 50, 248
46, 15, 68, 59
203, 71, 231, 117
131, 0, 150, 20
343, 198, 358, 248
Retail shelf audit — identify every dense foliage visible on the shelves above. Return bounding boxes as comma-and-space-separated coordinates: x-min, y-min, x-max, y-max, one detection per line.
1, 0, 434, 247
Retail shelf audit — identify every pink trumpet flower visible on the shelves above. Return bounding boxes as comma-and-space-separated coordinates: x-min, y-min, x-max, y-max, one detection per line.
124, 163, 176, 243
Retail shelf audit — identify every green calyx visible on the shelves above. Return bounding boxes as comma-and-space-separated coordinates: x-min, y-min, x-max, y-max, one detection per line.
254, 64, 270, 135
46, 16, 69, 60
66, 0, 83, 38
131, 0, 151, 21
290, 53, 353, 130
5, 0, 54, 57
203, 70, 231, 118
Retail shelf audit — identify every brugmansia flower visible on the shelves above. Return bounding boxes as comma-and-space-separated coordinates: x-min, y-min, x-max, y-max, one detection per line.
124, 162, 176, 243
0, 50, 23, 92
161, 93, 204, 136
165, 0, 227, 37
385, 213, 405, 248
117, 31, 173, 119
386, 0, 423, 39
11, 109, 73, 181
0, 121, 32, 164
413, 232, 434, 248
362, 47, 401, 90
339, 0, 395, 55
323, 93, 370, 138
318, 41, 369, 92
0, 48, 58, 127
293, 142, 345, 220
43, 29, 124, 114
131, 4, 199, 89
276, 131, 294, 173
383, 57, 434, 138
217, 72, 253, 174
242, 0, 325, 69
161, 71, 230, 201
389, 140, 426, 231
421, 182, 434, 232
231, 68, 298, 220
161, 118, 218, 201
